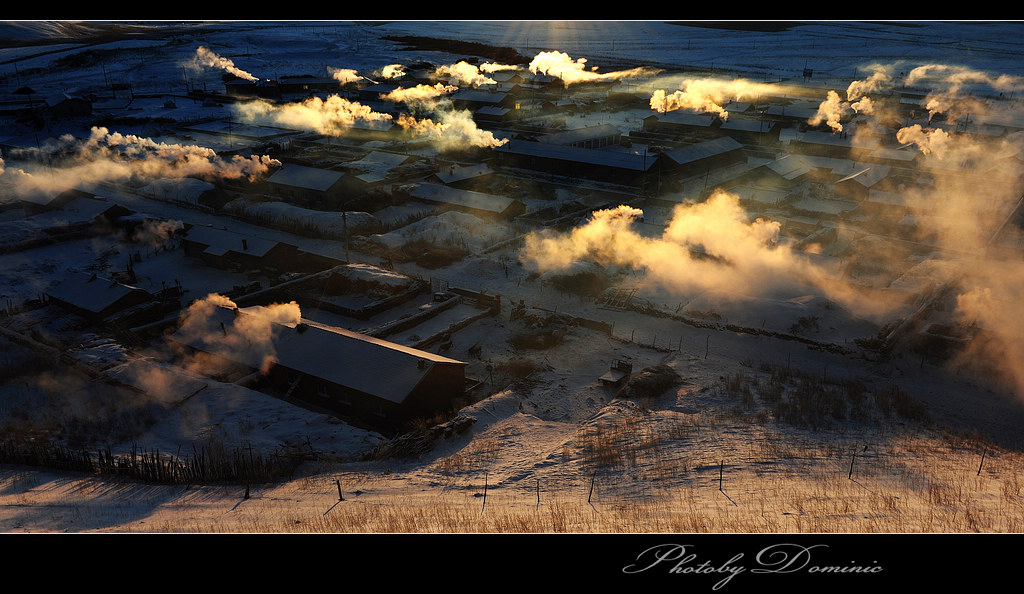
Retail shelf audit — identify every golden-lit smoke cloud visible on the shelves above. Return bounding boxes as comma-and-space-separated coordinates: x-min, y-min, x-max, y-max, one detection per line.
174, 294, 301, 375
809, 90, 850, 133
649, 78, 776, 120
231, 95, 394, 134
895, 124, 954, 156
520, 191, 892, 318
190, 46, 259, 82
382, 83, 458, 106
434, 61, 496, 87
846, 67, 895, 101
379, 64, 406, 79
529, 51, 658, 86
0, 127, 280, 200
328, 67, 365, 84
888, 113, 1024, 395
396, 110, 509, 149
843, 63, 1024, 121
480, 62, 519, 73
809, 63, 1021, 131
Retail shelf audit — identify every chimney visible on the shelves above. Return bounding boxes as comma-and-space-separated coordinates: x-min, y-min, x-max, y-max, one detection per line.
242, 239, 248, 250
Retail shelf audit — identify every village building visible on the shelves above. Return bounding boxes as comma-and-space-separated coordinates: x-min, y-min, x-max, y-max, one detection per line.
536, 123, 622, 149
660, 136, 746, 177
263, 162, 351, 208
168, 303, 468, 432
428, 163, 496, 188
718, 115, 780, 145
492, 139, 660, 189
45, 272, 156, 324
401, 182, 527, 220
180, 225, 301, 273
43, 92, 92, 119
278, 75, 344, 96
641, 112, 722, 139
450, 89, 515, 112
472, 105, 516, 124
742, 153, 817, 190
762, 100, 824, 125
832, 164, 893, 201
788, 129, 883, 161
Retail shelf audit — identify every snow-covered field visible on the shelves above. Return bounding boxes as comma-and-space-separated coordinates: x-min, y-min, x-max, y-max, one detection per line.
1, 22, 1024, 573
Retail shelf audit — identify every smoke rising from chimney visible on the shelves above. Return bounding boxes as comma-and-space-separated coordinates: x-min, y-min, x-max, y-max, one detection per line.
529, 50, 659, 86
0, 127, 280, 202
190, 46, 260, 82
173, 294, 301, 375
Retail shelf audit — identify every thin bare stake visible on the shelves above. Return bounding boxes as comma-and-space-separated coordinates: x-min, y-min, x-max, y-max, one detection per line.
588, 470, 597, 503
481, 472, 488, 514
336, 479, 344, 501
849, 450, 857, 480
978, 451, 986, 476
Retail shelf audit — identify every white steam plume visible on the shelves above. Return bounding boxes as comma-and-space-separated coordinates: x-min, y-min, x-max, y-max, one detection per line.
173, 294, 301, 375
530, 51, 658, 86
520, 191, 894, 318
434, 61, 496, 87
328, 67, 365, 84
382, 83, 459, 106
480, 62, 519, 73
0, 127, 280, 200
379, 64, 406, 79
650, 78, 776, 121
396, 110, 509, 149
809, 90, 851, 133
190, 46, 259, 82
230, 95, 394, 134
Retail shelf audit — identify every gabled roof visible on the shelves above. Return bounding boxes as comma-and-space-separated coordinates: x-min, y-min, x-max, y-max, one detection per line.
719, 117, 775, 132
663, 136, 743, 165
644, 111, 719, 128
171, 305, 466, 404
764, 154, 816, 180
46, 272, 149, 315
494, 140, 658, 171
434, 163, 494, 185
408, 182, 520, 214
835, 165, 891, 188
266, 163, 345, 192
537, 123, 622, 145
451, 89, 508, 104
182, 225, 286, 258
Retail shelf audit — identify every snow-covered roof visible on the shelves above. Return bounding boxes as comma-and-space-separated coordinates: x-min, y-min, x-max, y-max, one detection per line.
451, 89, 508, 104
797, 130, 882, 150
644, 111, 719, 127
408, 182, 520, 214
45, 273, 149, 315
537, 123, 622, 145
183, 225, 286, 258
433, 163, 494, 185
764, 154, 815, 179
494, 139, 658, 171
870, 146, 921, 162
474, 106, 511, 117
720, 117, 775, 132
663, 136, 743, 165
835, 165, 891, 188
171, 304, 466, 404
266, 163, 345, 192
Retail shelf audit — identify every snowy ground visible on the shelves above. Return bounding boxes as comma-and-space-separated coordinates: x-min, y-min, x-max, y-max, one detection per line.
1, 21, 1024, 549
